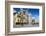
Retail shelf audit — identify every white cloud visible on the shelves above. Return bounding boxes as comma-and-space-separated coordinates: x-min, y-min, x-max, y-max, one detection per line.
32, 15, 39, 21
32, 17, 35, 19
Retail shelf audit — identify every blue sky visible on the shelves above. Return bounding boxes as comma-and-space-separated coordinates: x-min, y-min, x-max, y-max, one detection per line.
13, 8, 39, 17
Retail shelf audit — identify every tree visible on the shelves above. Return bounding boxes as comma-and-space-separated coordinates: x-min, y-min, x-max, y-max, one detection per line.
32, 19, 35, 25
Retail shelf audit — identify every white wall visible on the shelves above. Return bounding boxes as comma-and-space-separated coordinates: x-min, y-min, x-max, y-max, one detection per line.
0, 0, 46, 36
